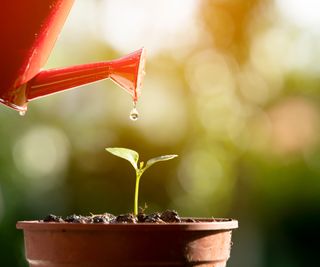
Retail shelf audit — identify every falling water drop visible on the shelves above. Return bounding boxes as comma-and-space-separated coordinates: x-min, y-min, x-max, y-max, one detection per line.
130, 102, 139, 121
19, 111, 26, 116
130, 108, 139, 121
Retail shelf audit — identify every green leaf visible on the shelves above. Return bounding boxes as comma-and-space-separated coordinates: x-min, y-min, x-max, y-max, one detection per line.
144, 154, 178, 171
106, 147, 139, 170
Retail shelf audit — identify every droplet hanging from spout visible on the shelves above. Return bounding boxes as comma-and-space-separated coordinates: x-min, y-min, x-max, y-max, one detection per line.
130, 102, 139, 121
19, 110, 26, 116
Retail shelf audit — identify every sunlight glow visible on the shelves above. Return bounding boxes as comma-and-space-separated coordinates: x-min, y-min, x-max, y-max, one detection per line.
276, 0, 320, 31
99, 0, 199, 54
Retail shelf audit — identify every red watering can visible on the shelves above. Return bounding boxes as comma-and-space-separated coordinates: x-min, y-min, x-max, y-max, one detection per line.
0, 0, 146, 113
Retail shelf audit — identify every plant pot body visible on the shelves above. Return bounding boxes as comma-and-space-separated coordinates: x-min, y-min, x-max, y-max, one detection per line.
17, 219, 238, 267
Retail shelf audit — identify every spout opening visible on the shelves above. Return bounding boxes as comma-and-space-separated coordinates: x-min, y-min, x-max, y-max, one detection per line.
134, 47, 146, 102
109, 47, 146, 103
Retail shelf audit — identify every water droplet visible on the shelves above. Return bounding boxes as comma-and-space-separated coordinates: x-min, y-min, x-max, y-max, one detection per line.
130, 107, 139, 121
19, 111, 26, 116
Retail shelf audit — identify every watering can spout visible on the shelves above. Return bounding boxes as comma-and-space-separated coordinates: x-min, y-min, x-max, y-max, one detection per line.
27, 47, 146, 107
0, 48, 146, 112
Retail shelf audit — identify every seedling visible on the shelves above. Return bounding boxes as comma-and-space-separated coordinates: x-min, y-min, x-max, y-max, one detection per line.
106, 147, 178, 216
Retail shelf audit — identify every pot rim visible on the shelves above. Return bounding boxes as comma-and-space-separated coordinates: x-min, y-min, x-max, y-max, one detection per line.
16, 218, 238, 231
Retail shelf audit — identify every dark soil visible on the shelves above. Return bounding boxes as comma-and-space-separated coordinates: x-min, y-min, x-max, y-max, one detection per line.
42, 210, 188, 224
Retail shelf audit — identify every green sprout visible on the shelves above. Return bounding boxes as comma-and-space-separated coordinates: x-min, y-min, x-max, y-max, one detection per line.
106, 147, 178, 216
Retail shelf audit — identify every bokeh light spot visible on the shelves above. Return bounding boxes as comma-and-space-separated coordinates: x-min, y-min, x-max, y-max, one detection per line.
135, 77, 187, 145
13, 126, 70, 188
268, 97, 319, 155
178, 148, 223, 197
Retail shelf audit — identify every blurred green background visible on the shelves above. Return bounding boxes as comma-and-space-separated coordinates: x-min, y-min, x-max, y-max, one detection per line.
1, 0, 320, 266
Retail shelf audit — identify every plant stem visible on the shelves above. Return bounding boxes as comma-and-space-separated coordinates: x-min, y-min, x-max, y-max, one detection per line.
134, 172, 141, 216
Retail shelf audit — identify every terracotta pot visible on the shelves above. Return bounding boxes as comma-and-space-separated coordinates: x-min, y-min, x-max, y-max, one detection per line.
17, 219, 238, 267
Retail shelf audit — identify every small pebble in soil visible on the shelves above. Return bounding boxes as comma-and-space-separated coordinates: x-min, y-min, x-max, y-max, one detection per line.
144, 212, 164, 223
160, 210, 181, 223
137, 212, 147, 223
115, 213, 137, 223
43, 214, 64, 223
65, 214, 89, 224
92, 215, 109, 223
92, 213, 116, 223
